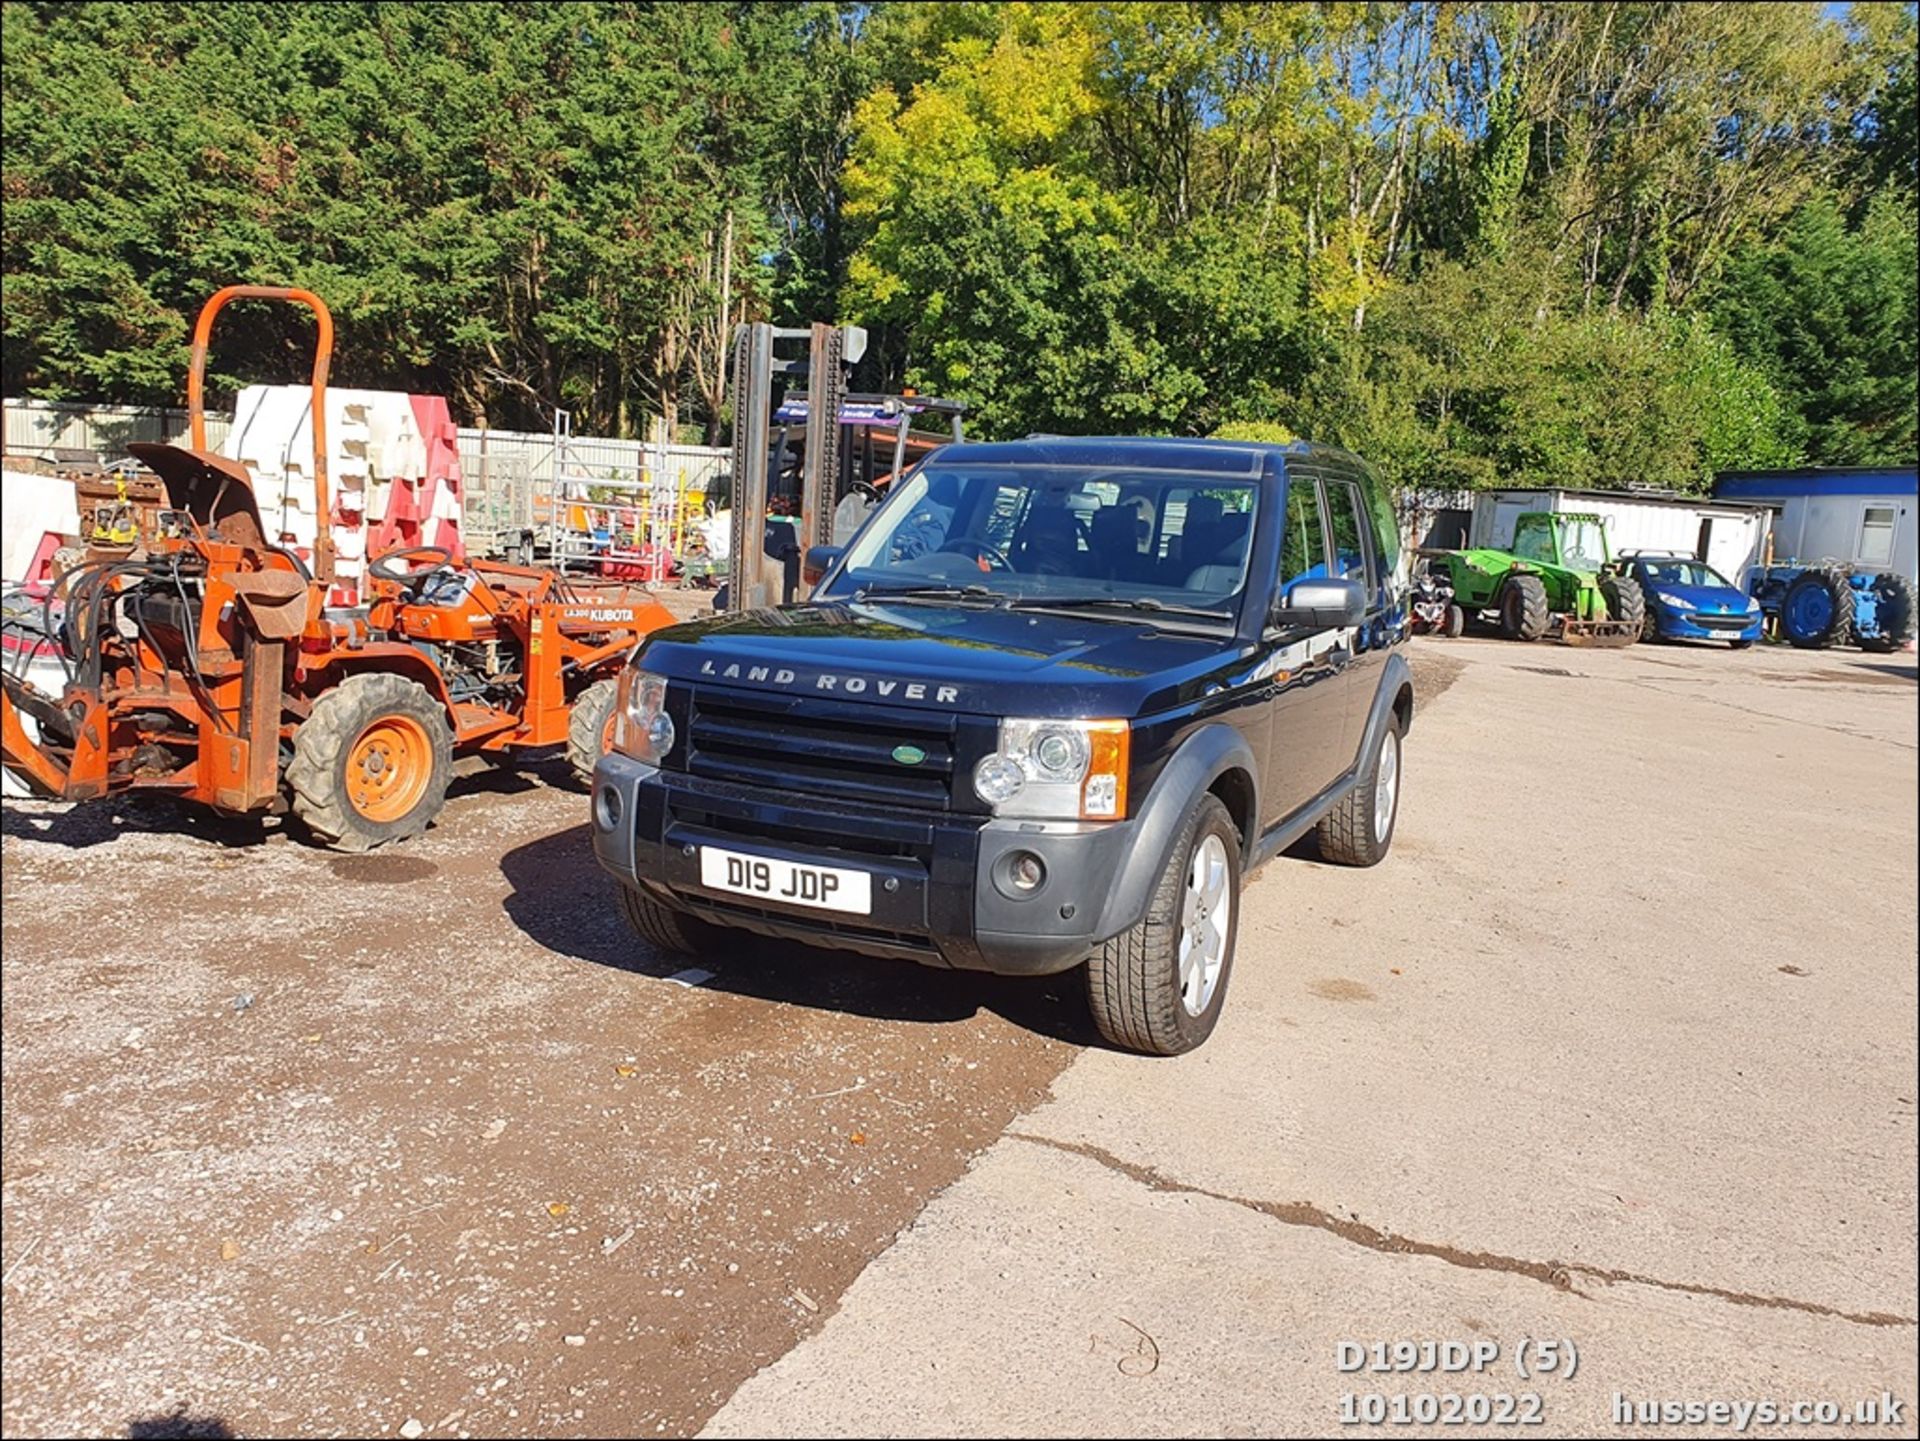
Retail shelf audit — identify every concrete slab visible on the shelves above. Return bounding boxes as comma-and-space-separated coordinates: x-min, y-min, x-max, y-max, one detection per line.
705, 638, 1919, 1437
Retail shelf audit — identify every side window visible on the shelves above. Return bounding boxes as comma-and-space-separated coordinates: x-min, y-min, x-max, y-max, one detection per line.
1280, 477, 1329, 596
1361, 470, 1401, 578
1858, 504, 1897, 567
1323, 481, 1372, 586
1512, 518, 1555, 564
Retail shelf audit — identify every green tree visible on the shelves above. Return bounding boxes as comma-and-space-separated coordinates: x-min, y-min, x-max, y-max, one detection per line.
1712, 193, 1918, 464
1301, 245, 1799, 494
2, 2, 819, 436
4, 0, 1912, 476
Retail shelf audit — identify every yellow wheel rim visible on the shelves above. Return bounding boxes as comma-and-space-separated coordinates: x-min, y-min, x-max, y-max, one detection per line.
346, 715, 433, 823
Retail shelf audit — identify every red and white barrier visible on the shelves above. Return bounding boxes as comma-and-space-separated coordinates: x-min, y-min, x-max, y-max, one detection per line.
226, 385, 466, 603
1, 470, 81, 585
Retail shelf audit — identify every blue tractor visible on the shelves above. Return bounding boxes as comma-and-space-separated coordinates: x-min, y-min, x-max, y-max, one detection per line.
1745, 563, 1916, 652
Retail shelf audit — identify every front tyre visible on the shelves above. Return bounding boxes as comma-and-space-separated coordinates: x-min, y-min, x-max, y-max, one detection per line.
1601, 574, 1646, 636
568, 678, 620, 787
614, 883, 726, 958
1780, 567, 1854, 649
1086, 793, 1240, 1056
1499, 574, 1550, 641
1315, 712, 1404, 868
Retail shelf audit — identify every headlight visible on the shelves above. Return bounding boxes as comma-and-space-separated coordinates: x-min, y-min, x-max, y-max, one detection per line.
971, 718, 1129, 820
1744, 595, 1761, 613
1655, 590, 1688, 609
613, 669, 674, 763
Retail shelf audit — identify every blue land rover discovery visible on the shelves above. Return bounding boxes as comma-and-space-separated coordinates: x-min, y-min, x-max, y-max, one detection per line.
591, 438, 1414, 1054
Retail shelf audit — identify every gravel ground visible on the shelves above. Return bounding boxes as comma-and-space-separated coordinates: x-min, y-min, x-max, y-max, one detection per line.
2, 579, 1058, 1440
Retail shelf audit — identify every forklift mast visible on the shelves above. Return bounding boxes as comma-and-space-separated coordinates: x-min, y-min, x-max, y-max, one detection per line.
725, 322, 865, 612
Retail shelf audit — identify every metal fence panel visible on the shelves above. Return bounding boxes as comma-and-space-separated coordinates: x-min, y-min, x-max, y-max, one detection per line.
4, 399, 231, 463
4, 400, 725, 506
6, 397, 733, 575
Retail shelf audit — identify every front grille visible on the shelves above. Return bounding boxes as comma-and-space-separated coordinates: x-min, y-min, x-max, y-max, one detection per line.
1688, 612, 1750, 631
668, 789, 938, 865
685, 684, 959, 811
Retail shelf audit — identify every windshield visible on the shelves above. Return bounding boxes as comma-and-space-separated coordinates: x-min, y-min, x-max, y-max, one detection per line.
825, 465, 1260, 619
1560, 519, 1609, 571
1640, 559, 1731, 588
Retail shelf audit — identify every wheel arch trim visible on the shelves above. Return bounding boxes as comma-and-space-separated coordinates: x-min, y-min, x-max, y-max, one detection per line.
1092, 723, 1259, 942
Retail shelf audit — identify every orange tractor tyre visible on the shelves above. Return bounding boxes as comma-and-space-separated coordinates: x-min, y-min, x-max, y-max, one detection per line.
567, 678, 621, 789
287, 674, 454, 851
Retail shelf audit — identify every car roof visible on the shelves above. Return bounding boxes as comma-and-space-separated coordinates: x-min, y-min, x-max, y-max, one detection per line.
927, 435, 1364, 478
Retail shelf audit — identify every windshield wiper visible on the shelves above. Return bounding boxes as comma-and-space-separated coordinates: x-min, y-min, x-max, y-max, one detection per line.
851, 583, 1011, 608
1007, 595, 1234, 622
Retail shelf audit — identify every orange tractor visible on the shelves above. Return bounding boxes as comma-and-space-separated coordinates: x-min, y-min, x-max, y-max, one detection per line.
0, 286, 679, 849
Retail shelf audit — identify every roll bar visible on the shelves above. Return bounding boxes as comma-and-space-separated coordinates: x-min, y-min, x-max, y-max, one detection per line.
187, 285, 335, 584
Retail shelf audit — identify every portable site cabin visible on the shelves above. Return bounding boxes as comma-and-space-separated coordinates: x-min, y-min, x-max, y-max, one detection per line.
1464, 487, 1775, 579
1713, 467, 1918, 582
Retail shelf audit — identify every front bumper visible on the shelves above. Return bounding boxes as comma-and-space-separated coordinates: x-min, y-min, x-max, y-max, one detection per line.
1654, 607, 1762, 642
590, 751, 1137, 975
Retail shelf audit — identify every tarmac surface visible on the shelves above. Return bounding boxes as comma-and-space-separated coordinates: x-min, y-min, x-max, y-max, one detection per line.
3, 620, 1915, 1438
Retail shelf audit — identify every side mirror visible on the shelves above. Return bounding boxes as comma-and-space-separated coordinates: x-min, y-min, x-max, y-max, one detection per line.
1270, 577, 1367, 630
803, 545, 844, 587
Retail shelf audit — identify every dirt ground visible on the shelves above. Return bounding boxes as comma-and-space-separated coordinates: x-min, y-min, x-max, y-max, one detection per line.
0, 580, 1091, 1438
2, 609, 1911, 1439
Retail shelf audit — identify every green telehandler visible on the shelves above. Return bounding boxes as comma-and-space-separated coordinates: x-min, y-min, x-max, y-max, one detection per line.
1424, 512, 1645, 647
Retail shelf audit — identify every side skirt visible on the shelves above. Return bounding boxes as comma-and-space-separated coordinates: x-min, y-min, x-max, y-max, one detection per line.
1246, 766, 1359, 871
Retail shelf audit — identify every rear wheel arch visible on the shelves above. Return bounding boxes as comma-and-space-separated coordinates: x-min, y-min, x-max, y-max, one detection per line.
302, 650, 461, 725
1391, 680, 1414, 737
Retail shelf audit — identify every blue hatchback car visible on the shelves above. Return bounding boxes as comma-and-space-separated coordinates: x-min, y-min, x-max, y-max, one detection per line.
1619, 553, 1764, 646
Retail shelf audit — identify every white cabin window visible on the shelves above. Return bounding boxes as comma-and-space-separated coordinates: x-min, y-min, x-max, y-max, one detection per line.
1858, 504, 1897, 566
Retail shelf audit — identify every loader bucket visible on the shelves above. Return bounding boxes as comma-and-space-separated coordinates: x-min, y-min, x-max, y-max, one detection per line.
1560, 618, 1638, 648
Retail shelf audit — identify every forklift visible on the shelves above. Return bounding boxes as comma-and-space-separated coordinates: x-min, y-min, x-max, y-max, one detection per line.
719, 322, 965, 611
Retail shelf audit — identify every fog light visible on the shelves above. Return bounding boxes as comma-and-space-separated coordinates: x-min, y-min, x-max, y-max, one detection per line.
1009, 851, 1045, 891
